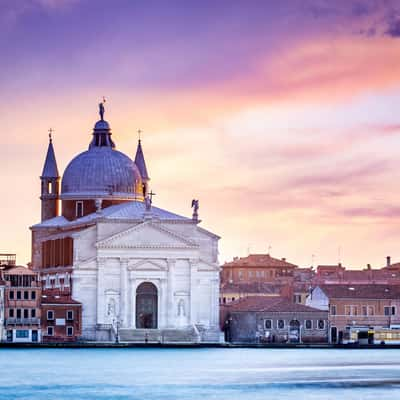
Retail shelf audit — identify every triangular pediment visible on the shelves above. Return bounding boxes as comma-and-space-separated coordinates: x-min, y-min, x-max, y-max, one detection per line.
128, 259, 166, 271
96, 221, 198, 249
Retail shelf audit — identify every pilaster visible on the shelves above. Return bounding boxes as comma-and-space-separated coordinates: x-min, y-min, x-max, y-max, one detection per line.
189, 259, 199, 325
96, 257, 106, 325
166, 259, 176, 326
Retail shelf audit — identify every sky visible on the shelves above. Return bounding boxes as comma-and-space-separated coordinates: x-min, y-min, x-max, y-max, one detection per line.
1, 0, 400, 268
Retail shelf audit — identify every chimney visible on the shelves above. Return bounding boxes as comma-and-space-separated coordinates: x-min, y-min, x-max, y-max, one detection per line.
282, 258, 286, 262
387, 256, 391, 267
367, 264, 371, 270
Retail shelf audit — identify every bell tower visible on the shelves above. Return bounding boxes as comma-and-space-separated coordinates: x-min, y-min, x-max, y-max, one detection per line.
134, 131, 150, 198
40, 131, 60, 221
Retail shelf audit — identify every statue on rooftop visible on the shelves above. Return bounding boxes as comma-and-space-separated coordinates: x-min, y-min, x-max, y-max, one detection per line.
99, 97, 106, 121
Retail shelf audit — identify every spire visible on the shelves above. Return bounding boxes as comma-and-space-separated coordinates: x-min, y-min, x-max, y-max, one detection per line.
41, 130, 59, 178
135, 131, 150, 181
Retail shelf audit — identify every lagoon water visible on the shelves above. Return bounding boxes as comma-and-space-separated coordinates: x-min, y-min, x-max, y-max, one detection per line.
0, 348, 400, 399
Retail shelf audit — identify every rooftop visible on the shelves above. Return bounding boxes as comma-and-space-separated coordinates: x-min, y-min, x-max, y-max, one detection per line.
223, 254, 297, 268
318, 284, 400, 299
32, 200, 192, 229
228, 296, 324, 313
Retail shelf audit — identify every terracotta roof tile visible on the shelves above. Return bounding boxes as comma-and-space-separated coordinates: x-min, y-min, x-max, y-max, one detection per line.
41, 296, 81, 305
223, 254, 297, 268
228, 296, 323, 313
319, 284, 400, 299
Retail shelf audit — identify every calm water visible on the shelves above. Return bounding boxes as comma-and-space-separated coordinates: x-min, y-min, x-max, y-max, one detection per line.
0, 348, 400, 399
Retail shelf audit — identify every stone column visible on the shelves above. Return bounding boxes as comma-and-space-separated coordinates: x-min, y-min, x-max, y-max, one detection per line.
119, 259, 129, 328
189, 259, 199, 325
160, 278, 168, 328
96, 258, 106, 325
166, 259, 176, 327
130, 275, 137, 328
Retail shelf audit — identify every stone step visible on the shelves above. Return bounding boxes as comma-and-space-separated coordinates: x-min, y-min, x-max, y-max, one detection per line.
118, 327, 200, 344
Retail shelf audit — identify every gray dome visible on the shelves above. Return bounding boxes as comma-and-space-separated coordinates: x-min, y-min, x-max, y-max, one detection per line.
94, 120, 110, 130
61, 147, 143, 200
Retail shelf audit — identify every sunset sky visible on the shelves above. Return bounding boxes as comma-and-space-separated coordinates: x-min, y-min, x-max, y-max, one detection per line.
1, 0, 400, 268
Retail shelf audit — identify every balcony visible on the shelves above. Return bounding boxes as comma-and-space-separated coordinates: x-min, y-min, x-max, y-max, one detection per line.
5, 318, 41, 326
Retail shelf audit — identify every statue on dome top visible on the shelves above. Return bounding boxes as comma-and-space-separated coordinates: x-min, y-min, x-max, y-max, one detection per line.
99, 97, 106, 120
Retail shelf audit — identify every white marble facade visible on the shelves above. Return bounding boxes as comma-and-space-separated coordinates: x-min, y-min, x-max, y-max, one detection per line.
70, 212, 220, 341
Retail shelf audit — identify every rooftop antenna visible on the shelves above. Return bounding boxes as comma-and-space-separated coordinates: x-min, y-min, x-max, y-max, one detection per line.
311, 254, 315, 268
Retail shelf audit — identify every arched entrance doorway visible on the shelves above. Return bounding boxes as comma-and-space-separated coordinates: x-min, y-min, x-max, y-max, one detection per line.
136, 282, 158, 329
289, 320, 301, 343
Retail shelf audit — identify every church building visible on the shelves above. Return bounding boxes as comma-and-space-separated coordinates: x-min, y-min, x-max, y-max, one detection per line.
30, 103, 221, 343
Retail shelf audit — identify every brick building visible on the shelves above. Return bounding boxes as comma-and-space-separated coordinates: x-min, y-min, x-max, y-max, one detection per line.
307, 284, 400, 343
2, 266, 42, 342
224, 296, 328, 344
41, 295, 82, 342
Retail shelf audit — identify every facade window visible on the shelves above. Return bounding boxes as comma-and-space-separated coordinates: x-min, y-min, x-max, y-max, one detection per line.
223, 297, 226, 304
231, 297, 235, 302
238, 270, 243, 280
67, 310, 74, 321
16, 309, 21, 319
345, 306, 351, 316
47, 310, 54, 320
260, 271, 265, 277
16, 291, 21, 300
31, 309, 36, 318
9, 291, 14, 300
384, 306, 396, 316
9, 309, 14, 318
362, 306, 367, 316
264, 319, 272, 329
352, 306, 358, 316
47, 326, 54, 336
248, 271, 253, 278
24, 291, 29, 300
318, 320, 325, 330
23, 309, 29, 319
31, 291, 36, 300
368, 306, 374, 316
293, 295, 301, 304
305, 320, 312, 330
76, 201, 84, 218
16, 330, 29, 338
330, 305, 337, 315
277, 320, 285, 329
66, 326, 74, 337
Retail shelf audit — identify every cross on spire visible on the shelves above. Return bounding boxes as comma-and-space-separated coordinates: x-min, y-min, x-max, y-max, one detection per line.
48, 128, 54, 142
149, 190, 156, 203
138, 129, 142, 141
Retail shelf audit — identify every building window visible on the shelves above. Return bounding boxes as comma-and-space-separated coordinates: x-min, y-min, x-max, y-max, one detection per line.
223, 297, 226, 304
66, 326, 74, 337
330, 305, 337, 315
352, 306, 358, 316
293, 295, 301, 304
264, 319, 272, 330
23, 309, 29, 319
16, 309, 21, 318
47, 310, 54, 320
362, 306, 367, 316
9, 309, 14, 318
76, 201, 84, 218
305, 320, 312, 330
277, 320, 285, 329
16, 330, 29, 338
9, 291, 14, 300
47, 326, 54, 336
368, 306, 374, 316
31, 309, 36, 318
238, 270, 243, 280
31, 291, 36, 300
16, 291, 21, 300
66, 310, 74, 321
24, 291, 29, 300
318, 320, 325, 330
248, 271, 253, 278
345, 306, 351, 316
384, 306, 396, 316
